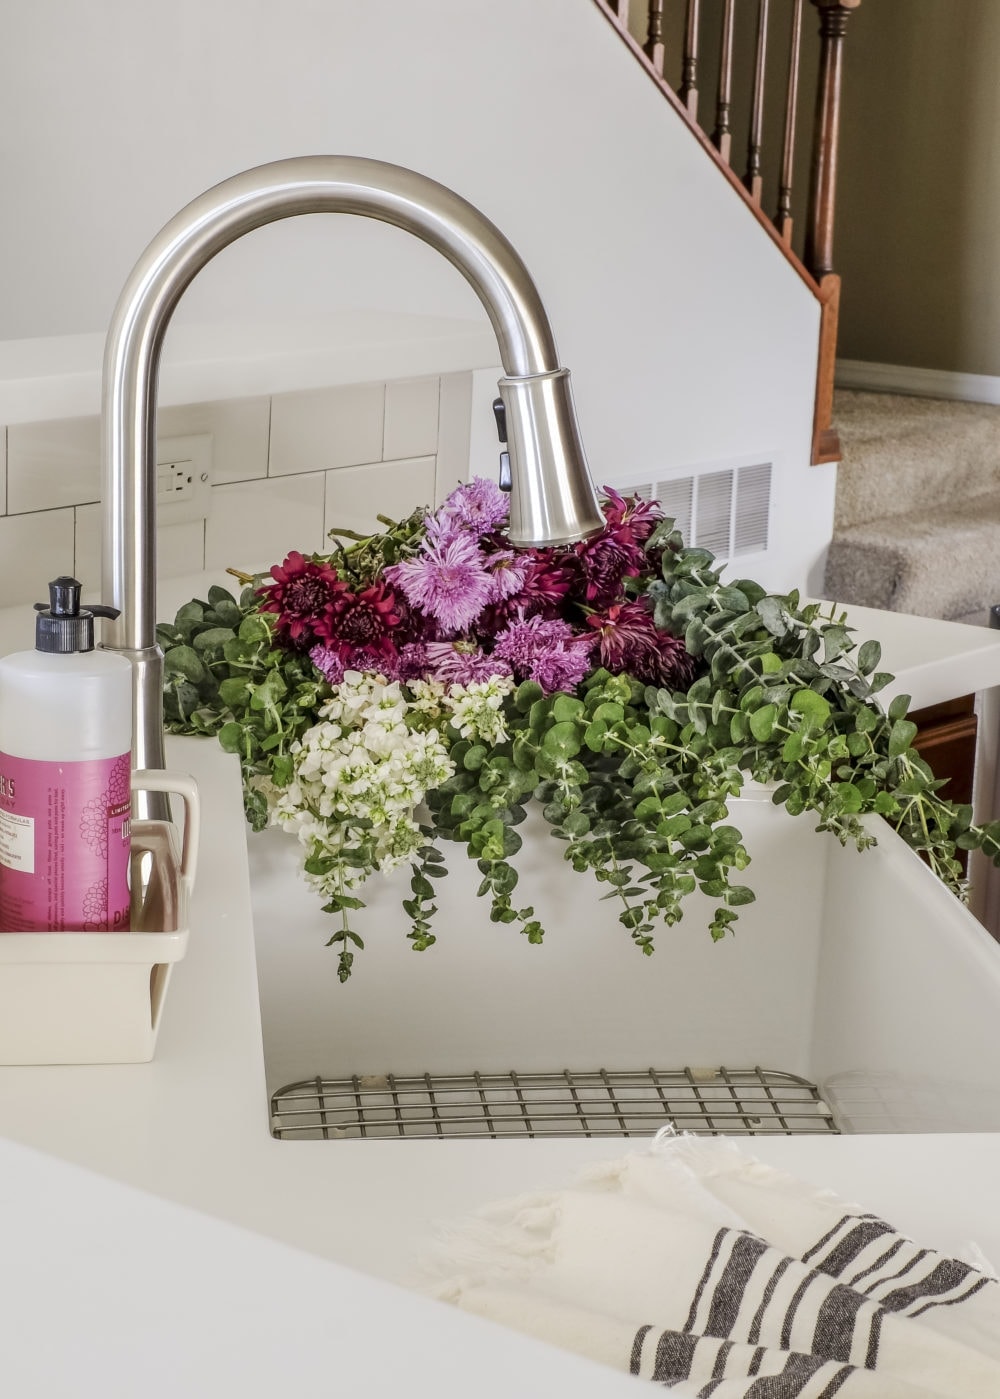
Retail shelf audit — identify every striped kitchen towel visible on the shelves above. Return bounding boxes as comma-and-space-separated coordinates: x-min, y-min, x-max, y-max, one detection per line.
424, 1132, 1000, 1396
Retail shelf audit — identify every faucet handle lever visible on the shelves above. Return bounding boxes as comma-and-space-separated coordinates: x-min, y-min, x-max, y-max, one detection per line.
492, 396, 507, 444
492, 397, 512, 493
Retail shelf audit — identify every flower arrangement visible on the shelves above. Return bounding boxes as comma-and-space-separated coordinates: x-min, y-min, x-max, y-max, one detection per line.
159, 478, 1000, 981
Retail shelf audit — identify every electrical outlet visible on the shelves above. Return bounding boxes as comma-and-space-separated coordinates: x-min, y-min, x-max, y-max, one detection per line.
156, 433, 213, 525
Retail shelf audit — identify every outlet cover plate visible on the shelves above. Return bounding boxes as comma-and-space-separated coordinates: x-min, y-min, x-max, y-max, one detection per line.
157, 433, 213, 525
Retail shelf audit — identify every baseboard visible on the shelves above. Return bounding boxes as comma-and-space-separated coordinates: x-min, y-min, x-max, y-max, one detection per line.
835, 358, 1000, 405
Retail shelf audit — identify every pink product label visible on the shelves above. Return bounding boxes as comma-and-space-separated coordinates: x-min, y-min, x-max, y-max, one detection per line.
0, 752, 131, 933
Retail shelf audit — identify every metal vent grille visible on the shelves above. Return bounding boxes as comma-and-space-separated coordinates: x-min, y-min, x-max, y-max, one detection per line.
619, 462, 772, 560
270, 1066, 838, 1141
695, 469, 734, 557
734, 462, 772, 555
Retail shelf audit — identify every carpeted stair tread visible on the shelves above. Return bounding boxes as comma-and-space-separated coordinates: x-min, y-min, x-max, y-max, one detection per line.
833, 389, 1000, 532
825, 490, 1000, 623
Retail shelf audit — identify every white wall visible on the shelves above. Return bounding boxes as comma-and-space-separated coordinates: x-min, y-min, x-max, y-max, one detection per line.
1, 0, 829, 592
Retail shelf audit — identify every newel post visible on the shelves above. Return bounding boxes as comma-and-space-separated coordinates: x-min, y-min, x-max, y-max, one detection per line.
804, 0, 861, 279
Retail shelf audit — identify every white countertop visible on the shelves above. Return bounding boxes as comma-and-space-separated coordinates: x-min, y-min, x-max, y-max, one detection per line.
3, 583, 1000, 1392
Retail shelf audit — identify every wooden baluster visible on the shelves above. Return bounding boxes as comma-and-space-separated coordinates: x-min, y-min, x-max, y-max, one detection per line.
775, 0, 803, 243
712, 0, 736, 164
644, 0, 665, 74
804, 0, 862, 278
679, 0, 701, 120
744, 0, 770, 205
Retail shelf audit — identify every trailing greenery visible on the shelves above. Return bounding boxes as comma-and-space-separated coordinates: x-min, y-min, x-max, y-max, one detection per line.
158, 518, 1000, 980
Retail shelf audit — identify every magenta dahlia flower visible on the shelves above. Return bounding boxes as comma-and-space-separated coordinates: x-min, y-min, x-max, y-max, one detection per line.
257, 551, 346, 646
586, 601, 697, 689
385, 532, 493, 635
478, 550, 578, 633
493, 614, 595, 695
320, 580, 402, 661
601, 486, 663, 547
572, 534, 645, 608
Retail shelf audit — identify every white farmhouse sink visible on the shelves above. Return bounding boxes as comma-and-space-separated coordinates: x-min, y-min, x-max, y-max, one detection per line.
249, 790, 1000, 1140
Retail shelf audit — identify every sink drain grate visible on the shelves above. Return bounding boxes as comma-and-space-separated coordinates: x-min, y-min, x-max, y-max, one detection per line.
270, 1066, 839, 1140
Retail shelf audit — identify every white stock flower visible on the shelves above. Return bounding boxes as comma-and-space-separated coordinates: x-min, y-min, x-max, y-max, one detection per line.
271, 670, 454, 898
442, 675, 515, 745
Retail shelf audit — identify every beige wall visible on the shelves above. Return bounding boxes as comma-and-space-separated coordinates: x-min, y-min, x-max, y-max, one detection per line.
837, 0, 1000, 375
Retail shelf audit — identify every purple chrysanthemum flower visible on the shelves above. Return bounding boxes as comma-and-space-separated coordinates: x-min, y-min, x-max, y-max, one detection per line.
437, 477, 510, 537
483, 548, 531, 603
401, 640, 512, 686
309, 644, 346, 686
493, 614, 595, 695
385, 532, 493, 635
310, 642, 401, 684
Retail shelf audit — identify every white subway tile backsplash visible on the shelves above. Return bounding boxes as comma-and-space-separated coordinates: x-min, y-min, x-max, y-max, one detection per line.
268, 383, 384, 477
6, 395, 272, 518
7, 416, 101, 514
324, 457, 436, 542
158, 396, 270, 485
0, 372, 470, 608
206, 472, 326, 574
383, 377, 439, 461
75, 505, 207, 598
0, 509, 75, 606
436, 373, 474, 505
74, 504, 101, 596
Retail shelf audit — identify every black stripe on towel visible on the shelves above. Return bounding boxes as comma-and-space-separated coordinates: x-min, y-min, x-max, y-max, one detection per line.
780, 1274, 816, 1349
815, 1220, 894, 1279
652, 1330, 699, 1383
881, 1257, 980, 1313
685, 1230, 729, 1333
630, 1324, 652, 1376
705, 1235, 770, 1339
818, 1365, 855, 1398
748, 1257, 792, 1344
745, 1353, 844, 1398
909, 1272, 994, 1318
811, 1283, 878, 1366
848, 1238, 904, 1291
801, 1214, 876, 1264
711, 1339, 735, 1378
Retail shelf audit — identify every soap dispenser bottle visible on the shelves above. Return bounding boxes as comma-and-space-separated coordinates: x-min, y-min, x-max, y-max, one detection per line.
0, 578, 132, 933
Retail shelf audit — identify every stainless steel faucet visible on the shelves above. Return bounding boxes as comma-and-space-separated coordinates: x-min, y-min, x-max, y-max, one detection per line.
100, 156, 602, 779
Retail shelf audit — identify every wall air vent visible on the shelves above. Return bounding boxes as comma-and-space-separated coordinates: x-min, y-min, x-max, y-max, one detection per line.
618, 461, 772, 562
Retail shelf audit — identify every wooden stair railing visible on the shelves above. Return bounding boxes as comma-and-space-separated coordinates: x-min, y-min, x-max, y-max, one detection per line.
596, 0, 862, 466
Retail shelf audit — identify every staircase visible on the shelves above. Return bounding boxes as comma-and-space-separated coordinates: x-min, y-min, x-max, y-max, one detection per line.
824, 390, 1000, 627
596, 0, 863, 466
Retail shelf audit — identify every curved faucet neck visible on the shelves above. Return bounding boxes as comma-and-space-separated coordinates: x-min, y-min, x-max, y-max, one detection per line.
100, 156, 600, 776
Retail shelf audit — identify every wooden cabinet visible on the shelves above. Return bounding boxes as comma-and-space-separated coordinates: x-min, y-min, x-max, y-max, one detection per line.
911, 695, 978, 809
911, 694, 978, 876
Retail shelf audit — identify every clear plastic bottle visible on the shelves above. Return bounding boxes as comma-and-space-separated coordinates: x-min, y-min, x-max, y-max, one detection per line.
0, 578, 132, 932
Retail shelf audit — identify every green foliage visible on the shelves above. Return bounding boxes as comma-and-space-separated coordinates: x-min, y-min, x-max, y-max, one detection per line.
159, 583, 329, 832
159, 531, 1000, 979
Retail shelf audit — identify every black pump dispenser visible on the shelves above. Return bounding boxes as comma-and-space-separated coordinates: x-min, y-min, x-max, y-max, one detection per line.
32, 577, 121, 655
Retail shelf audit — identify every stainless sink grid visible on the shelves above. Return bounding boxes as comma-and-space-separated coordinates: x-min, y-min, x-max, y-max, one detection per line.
269, 1066, 840, 1140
